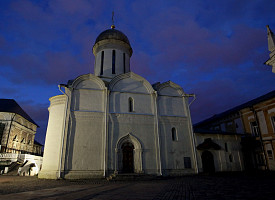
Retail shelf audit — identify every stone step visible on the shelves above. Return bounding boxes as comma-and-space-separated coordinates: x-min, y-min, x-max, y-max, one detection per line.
107, 173, 162, 181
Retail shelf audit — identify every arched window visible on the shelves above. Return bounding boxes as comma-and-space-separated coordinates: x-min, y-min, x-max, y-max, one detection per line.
172, 127, 178, 141
224, 142, 228, 152
112, 50, 116, 74
100, 51, 104, 75
123, 53, 126, 73
229, 154, 233, 162
129, 97, 134, 112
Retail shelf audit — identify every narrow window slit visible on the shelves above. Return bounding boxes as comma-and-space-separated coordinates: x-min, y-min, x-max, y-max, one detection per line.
100, 51, 104, 75
123, 53, 126, 73
112, 50, 116, 74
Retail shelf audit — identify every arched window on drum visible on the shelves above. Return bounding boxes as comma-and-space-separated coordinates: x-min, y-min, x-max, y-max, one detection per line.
112, 50, 116, 74
129, 97, 134, 112
172, 127, 178, 141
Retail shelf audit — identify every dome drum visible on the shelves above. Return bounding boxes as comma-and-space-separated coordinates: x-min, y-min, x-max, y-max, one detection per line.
93, 39, 132, 56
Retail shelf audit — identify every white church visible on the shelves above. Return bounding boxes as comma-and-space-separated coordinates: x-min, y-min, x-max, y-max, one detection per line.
39, 24, 198, 179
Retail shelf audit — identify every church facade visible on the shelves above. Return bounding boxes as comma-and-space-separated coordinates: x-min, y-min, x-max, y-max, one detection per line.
39, 26, 197, 179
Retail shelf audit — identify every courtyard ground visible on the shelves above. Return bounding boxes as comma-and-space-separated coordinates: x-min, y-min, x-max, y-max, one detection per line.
0, 172, 274, 200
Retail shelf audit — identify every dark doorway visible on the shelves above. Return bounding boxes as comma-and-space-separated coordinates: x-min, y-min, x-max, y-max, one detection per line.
201, 151, 215, 173
122, 142, 134, 173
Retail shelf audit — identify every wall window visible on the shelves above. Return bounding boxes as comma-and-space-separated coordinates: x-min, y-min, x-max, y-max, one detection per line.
271, 116, 275, 133
13, 135, 17, 141
100, 51, 104, 75
225, 143, 228, 152
112, 50, 116, 74
0, 123, 5, 141
172, 127, 178, 141
257, 153, 265, 166
123, 53, 126, 73
267, 150, 273, 160
226, 121, 234, 132
184, 157, 191, 168
250, 121, 259, 136
129, 97, 134, 112
229, 154, 233, 162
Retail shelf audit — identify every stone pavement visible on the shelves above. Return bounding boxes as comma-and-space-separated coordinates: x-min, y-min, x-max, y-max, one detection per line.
0, 172, 275, 200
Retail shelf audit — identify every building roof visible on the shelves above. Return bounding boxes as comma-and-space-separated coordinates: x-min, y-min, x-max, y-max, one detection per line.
94, 28, 131, 47
0, 99, 39, 127
196, 138, 221, 150
194, 90, 275, 128
194, 128, 243, 136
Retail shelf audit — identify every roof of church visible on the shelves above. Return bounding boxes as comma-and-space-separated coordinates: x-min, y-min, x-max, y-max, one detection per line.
95, 28, 131, 46
0, 99, 39, 127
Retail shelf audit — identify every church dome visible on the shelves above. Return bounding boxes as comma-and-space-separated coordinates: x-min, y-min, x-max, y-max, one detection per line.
94, 28, 131, 47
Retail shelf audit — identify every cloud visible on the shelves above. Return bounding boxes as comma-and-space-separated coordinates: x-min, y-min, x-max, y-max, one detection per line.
19, 100, 48, 122
131, 51, 153, 76
0, 86, 19, 96
0, 0, 275, 136
190, 79, 245, 123
0, 0, 106, 85
17, 100, 49, 145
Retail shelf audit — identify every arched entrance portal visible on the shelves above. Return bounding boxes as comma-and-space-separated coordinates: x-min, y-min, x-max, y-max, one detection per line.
122, 142, 134, 173
115, 133, 143, 174
201, 151, 215, 173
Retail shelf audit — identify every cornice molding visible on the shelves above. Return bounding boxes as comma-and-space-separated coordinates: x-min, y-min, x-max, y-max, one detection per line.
71, 73, 107, 90
154, 80, 184, 96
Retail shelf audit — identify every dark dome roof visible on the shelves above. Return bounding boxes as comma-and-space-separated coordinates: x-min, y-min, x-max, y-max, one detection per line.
95, 28, 131, 46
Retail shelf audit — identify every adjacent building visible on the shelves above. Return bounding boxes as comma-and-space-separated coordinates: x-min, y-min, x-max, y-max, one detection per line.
239, 91, 275, 170
194, 90, 275, 171
194, 129, 244, 173
0, 99, 43, 175
0, 99, 41, 155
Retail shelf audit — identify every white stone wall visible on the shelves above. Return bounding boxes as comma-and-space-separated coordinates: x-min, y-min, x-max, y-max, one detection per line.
63, 75, 107, 179
158, 96, 187, 117
63, 111, 105, 178
109, 92, 154, 114
159, 116, 196, 175
38, 95, 66, 179
108, 114, 159, 174
94, 45, 130, 78
40, 72, 197, 179
195, 133, 244, 172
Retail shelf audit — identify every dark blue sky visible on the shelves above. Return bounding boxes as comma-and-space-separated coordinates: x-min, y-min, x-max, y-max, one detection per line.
0, 0, 275, 145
